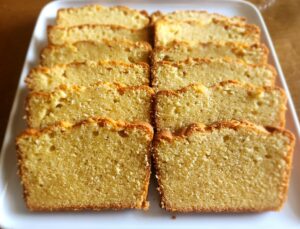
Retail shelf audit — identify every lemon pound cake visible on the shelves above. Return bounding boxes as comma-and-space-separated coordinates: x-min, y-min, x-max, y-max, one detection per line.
155, 19, 260, 46
155, 81, 286, 132
153, 41, 268, 65
26, 83, 154, 128
26, 61, 150, 92
48, 25, 150, 45
41, 40, 152, 67
151, 10, 245, 24
17, 118, 153, 211
152, 58, 276, 90
153, 120, 295, 212
56, 5, 150, 29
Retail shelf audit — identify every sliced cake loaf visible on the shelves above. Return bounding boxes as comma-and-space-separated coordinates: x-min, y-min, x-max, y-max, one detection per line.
152, 58, 276, 90
151, 10, 245, 24
155, 81, 286, 132
56, 4, 150, 29
155, 19, 260, 46
26, 61, 150, 92
153, 120, 295, 212
26, 83, 154, 128
17, 117, 153, 211
48, 25, 150, 45
152, 41, 268, 65
40, 40, 152, 67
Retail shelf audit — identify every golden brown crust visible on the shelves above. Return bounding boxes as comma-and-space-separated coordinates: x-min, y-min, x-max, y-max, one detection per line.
156, 204, 282, 213
25, 203, 147, 212
153, 120, 295, 212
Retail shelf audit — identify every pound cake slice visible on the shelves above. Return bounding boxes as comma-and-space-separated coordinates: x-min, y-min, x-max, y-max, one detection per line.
152, 58, 276, 90
151, 10, 245, 24
41, 40, 152, 67
155, 19, 260, 46
26, 83, 154, 128
17, 117, 153, 211
26, 61, 150, 92
56, 4, 150, 29
48, 25, 150, 45
153, 41, 268, 65
154, 120, 295, 212
155, 81, 286, 132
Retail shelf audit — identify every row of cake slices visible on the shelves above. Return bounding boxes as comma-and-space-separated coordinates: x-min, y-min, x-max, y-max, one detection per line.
16, 5, 295, 212
151, 10, 295, 213
18, 5, 155, 211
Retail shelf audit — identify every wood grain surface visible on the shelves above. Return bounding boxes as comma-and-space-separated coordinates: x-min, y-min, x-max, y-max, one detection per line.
0, 0, 299, 146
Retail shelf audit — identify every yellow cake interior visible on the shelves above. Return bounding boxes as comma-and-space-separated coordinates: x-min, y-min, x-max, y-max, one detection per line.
155, 82, 286, 131
154, 122, 294, 212
17, 118, 153, 210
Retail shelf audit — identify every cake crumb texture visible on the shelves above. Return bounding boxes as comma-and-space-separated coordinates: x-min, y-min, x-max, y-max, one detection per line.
15, 4, 295, 213
151, 10, 245, 24
155, 81, 286, 131
48, 24, 151, 45
26, 83, 154, 128
152, 41, 268, 65
41, 40, 152, 67
56, 4, 150, 29
17, 118, 153, 211
152, 58, 275, 91
155, 19, 260, 46
26, 61, 150, 92
154, 121, 295, 212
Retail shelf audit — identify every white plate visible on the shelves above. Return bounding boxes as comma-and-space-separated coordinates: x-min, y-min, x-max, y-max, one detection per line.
0, 0, 299, 228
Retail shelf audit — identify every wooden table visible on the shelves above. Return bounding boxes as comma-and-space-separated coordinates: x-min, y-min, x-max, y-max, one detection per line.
0, 0, 299, 146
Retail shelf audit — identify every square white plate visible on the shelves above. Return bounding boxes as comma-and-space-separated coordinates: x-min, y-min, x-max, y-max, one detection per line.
1, 0, 299, 228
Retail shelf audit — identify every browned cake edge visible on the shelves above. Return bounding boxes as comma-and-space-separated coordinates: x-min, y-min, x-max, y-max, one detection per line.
151, 58, 277, 88
56, 4, 150, 27
47, 24, 151, 44
40, 39, 153, 65
152, 120, 295, 212
151, 41, 269, 65
16, 117, 154, 211
150, 10, 246, 25
154, 80, 287, 129
154, 18, 261, 47
25, 61, 151, 91
25, 83, 155, 128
